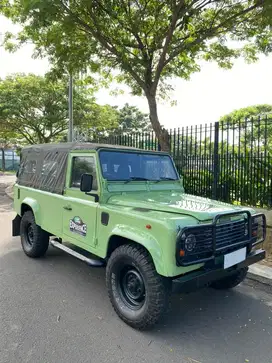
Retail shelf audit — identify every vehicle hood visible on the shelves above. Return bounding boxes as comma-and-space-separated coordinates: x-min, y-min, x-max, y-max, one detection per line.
107, 192, 254, 221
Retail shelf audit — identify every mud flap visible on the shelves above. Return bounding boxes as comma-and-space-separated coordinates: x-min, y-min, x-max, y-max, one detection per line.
12, 214, 22, 237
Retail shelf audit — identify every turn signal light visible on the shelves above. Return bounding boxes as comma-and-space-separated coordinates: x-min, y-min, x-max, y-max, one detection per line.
179, 249, 185, 257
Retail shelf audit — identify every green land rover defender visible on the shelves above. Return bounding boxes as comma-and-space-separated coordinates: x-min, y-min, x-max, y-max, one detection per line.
12, 143, 266, 330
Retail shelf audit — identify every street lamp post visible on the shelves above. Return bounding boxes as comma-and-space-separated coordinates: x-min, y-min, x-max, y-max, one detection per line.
67, 0, 73, 142
68, 73, 73, 142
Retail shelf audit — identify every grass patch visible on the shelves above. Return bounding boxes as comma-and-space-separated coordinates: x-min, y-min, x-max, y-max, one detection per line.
0, 170, 17, 175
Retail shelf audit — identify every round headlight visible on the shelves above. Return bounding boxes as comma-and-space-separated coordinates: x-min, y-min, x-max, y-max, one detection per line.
185, 234, 196, 252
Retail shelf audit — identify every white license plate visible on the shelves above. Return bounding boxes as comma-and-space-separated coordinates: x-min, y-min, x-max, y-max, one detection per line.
224, 247, 246, 269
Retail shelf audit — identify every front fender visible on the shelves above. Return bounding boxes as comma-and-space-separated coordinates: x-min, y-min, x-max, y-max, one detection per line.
21, 197, 41, 225
109, 224, 166, 276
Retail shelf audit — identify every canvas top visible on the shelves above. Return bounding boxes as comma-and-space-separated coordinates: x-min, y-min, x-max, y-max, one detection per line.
22, 142, 142, 153
18, 143, 163, 195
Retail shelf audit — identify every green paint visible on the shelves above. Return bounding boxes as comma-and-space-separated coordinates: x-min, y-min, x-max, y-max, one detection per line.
14, 149, 256, 277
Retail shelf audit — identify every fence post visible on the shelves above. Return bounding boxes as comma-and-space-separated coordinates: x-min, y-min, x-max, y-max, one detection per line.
212, 121, 220, 200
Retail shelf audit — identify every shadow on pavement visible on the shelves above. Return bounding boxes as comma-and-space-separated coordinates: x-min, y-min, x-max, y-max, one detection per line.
0, 182, 13, 213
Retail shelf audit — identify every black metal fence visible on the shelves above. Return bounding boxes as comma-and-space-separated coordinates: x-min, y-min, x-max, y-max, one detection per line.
0, 149, 20, 171
93, 116, 272, 208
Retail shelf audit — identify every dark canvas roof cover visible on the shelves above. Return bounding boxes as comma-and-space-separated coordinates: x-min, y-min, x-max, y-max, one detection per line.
22, 142, 141, 153
18, 143, 146, 195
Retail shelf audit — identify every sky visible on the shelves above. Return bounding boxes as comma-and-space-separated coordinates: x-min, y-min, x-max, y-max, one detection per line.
1, 15, 272, 129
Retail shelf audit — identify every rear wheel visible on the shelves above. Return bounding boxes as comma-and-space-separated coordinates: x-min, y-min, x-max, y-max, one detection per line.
210, 267, 248, 290
106, 244, 171, 330
20, 211, 49, 258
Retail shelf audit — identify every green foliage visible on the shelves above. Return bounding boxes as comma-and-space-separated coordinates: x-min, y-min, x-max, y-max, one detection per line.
3, 0, 271, 89
115, 103, 151, 134
77, 103, 120, 140
2, 0, 271, 150
0, 128, 19, 147
220, 105, 272, 153
220, 105, 272, 124
0, 73, 118, 144
76, 103, 150, 141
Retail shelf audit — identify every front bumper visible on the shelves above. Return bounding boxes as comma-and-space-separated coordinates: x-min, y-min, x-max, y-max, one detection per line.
176, 212, 266, 266
174, 248, 265, 287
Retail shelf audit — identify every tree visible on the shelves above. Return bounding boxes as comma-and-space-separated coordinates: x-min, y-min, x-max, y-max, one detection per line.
220, 104, 272, 124
115, 103, 151, 134
220, 104, 272, 152
0, 73, 118, 144
0, 136, 9, 171
2, 1, 271, 151
219, 106, 272, 206
76, 104, 151, 142
77, 103, 120, 141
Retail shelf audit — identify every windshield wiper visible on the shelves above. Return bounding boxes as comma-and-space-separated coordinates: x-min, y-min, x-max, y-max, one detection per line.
124, 177, 149, 183
155, 177, 177, 183
124, 177, 176, 184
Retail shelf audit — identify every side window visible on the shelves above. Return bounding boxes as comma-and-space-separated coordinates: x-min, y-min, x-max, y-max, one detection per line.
70, 156, 97, 190
24, 160, 37, 174
41, 160, 57, 177
18, 159, 36, 178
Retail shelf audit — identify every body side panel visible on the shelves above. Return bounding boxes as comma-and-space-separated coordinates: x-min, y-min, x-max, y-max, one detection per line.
96, 205, 204, 277
14, 185, 65, 236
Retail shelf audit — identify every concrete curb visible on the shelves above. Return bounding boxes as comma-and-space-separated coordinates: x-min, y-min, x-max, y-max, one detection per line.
247, 264, 272, 286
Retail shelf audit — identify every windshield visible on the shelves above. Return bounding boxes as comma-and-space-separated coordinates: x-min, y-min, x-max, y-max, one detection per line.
99, 150, 178, 181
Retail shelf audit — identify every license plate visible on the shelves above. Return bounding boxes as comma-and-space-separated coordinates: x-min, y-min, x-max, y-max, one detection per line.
224, 247, 246, 269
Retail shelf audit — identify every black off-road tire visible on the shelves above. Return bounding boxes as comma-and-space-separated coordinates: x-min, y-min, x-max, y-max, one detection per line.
210, 267, 248, 290
106, 244, 172, 330
20, 211, 49, 258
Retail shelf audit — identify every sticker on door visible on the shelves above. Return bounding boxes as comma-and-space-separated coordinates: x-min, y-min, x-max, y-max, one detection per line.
69, 216, 87, 237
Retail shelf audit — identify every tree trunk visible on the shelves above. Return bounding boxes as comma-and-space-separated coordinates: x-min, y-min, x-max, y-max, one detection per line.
1, 148, 5, 172
146, 93, 170, 152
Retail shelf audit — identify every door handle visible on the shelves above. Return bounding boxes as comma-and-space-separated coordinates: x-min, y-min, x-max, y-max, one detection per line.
63, 205, 72, 211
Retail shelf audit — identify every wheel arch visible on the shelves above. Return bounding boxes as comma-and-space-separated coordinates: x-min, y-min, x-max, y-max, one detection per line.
21, 198, 41, 225
106, 229, 166, 276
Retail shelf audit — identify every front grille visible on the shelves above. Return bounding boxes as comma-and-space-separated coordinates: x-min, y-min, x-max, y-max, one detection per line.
176, 212, 266, 266
187, 218, 248, 254
215, 219, 248, 250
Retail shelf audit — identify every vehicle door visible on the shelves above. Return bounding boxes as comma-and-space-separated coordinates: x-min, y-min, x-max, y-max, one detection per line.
62, 152, 99, 249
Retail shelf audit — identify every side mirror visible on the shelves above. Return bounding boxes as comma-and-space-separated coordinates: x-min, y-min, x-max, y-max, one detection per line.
80, 173, 93, 193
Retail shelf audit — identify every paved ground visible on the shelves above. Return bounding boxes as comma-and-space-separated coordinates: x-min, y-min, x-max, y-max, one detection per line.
1, 177, 272, 363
